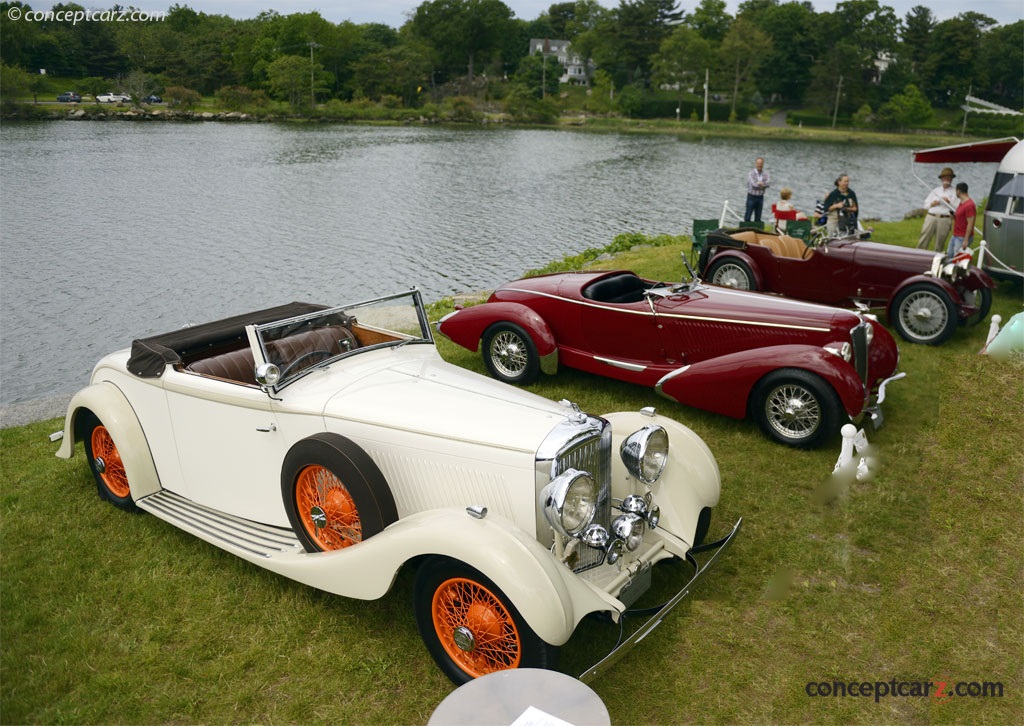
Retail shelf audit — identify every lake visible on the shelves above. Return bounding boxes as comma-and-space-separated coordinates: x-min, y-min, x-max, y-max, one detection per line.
0, 121, 1000, 408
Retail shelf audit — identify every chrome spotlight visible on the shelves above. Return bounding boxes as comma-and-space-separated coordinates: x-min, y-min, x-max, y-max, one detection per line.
620, 425, 669, 484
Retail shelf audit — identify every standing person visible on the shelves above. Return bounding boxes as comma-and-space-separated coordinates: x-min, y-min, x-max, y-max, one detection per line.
823, 174, 858, 237
946, 182, 976, 259
918, 167, 958, 251
744, 157, 771, 223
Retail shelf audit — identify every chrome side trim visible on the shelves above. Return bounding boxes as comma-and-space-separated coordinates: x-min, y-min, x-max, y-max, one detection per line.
594, 356, 647, 372
578, 517, 743, 684
654, 365, 691, 397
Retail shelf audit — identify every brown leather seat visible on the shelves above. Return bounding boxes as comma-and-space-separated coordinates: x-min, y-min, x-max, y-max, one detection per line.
186, 325, 358, 384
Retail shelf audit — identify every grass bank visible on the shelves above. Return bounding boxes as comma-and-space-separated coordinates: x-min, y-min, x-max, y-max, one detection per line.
2, 222, 1021, 724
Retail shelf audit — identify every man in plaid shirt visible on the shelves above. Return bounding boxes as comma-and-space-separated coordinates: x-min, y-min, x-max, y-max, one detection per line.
745, 157, 771, 223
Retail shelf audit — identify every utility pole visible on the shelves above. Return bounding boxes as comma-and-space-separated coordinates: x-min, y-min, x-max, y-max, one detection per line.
308, 41, 320, 109
831, 74, 843, 128
703, 67, 709, 123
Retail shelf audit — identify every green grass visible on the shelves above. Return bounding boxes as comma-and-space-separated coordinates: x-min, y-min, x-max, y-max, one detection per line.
2, 222, 1022, 724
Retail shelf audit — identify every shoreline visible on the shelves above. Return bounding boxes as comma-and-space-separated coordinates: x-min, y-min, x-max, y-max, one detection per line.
0, 394, 72, 429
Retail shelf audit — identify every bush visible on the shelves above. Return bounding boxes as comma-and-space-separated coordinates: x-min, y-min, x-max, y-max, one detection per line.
442, 95, 481, 122
215, 85, 268, 111
165, 85, 201, 110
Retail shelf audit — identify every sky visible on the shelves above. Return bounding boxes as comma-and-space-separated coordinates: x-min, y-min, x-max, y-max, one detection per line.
40, 1, 1024, 29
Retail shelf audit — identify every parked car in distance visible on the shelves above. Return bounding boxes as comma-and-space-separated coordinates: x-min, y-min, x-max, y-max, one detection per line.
55, 289, 740, 685
699, 227, 995, 345
438, 262, 902, 448
143, 94, 163, 104
96, 92, 131, 103
57, 91, 81, 103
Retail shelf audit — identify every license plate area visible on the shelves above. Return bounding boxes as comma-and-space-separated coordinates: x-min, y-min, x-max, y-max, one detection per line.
617, 563, 652, 608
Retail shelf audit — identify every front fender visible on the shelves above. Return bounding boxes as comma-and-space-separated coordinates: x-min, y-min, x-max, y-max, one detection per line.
961, 266, 996, 291
605, 411, 720, 550
55, 381, 162, 500
253, 508, 614, 646
887, 275, 962, 320
438, 302, 557, 357
657, 345, 867, 420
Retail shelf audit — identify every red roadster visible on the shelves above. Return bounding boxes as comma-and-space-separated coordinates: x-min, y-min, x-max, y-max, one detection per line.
438, 265, 902, 448
699, 228, 995, 345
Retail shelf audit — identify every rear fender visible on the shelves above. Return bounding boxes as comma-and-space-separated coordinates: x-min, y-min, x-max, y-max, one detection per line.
254, 508, 615, 646
707, 249, 764, 289
657, 345, 866, 420
55, 382, 161, 500
438, 302, 557, 357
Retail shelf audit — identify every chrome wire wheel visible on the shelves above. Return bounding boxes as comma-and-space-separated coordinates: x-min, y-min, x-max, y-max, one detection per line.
763, 383, 822, 441
488, 330, 528, 378
707, 258, 755, 290
897, 288, 950, 342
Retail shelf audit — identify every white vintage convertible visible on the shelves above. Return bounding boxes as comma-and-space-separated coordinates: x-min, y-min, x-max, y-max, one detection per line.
55, 289, 740, 684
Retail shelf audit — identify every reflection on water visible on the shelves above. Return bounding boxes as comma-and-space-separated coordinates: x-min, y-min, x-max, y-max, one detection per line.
0, 122, 999, 405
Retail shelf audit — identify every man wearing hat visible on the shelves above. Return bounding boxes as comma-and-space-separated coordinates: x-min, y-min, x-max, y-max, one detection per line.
918, 167, 958, 251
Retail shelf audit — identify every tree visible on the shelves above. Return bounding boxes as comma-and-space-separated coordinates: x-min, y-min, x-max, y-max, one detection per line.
409, 0, 514, 82
265, 54, 332, 110
651, 25, 712, 99
977, 20, 1023, 108
899, 5, 935, 74
877, 83, 933, 129
513, 50, 563, 99
748, 0, 820, 105
687, 0, 730, 42
717, 16, 771, 119
349, 44, 432, 105
918, 12, 996, 108
603, 0, 685, 86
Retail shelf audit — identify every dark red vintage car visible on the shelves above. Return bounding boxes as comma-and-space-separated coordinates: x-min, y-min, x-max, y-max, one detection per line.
699, 228, 995, 345
438, 268, 902, 448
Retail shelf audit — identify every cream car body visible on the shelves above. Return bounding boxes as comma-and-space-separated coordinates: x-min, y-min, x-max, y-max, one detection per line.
56, 290, 739, 684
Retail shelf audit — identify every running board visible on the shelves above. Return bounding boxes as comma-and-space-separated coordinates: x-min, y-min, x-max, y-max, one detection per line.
136, 490, 304, 559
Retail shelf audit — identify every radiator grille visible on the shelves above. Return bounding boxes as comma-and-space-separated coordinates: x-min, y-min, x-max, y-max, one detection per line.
553, 428, 612, 573
851, 322, 869, 384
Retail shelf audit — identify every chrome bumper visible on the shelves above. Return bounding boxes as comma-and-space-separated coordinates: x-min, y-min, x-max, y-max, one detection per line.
577, 517, 742, 684
857, 371, 906, 429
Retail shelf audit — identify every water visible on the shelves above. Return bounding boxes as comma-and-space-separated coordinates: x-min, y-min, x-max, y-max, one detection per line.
0, 121, 999, 406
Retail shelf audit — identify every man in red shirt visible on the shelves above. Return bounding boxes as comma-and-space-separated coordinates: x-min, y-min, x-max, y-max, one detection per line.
946, 182, 976, 259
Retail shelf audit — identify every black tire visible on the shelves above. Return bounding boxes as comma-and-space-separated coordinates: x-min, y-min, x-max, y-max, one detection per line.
281, 433, 397, 553
707, 257, 757, 291
891, 283, 958, 345
750, 369, 842, 449
957, 285, 993, 327
481, 322, 540, 385
81, 412, 140, 513
413, 556, 558, 685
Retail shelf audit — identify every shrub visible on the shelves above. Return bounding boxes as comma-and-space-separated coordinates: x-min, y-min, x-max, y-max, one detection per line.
165, 86, 201, 110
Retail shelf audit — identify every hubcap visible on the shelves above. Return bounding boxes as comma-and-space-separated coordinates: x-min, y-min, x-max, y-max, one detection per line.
94, 457, 106, 474
452, 626, 475, 652
310, 505, 327, 530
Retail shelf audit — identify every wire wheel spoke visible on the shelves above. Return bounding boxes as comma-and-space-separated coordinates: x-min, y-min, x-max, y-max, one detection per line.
766, 384, 820, 438
92, 426, 129, 497
434, 578, 520, 676
901, 291, 947, 337
296, 466, 362, 549
490, 332, 527, 377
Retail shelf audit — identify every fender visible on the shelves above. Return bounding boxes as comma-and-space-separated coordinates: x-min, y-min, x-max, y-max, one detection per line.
656, 344, 867, 420
605, 411, 720, 550
55, 381, 162, 500
248, 508, 616, 646
887, 275, 963, 321
438, 302, 558, 357
705, 249, 765, 290
961, 266, 996, 291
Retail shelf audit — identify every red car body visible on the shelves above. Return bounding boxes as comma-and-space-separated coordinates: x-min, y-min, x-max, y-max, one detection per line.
439, 270, 902, 448
699, 228, 995, 345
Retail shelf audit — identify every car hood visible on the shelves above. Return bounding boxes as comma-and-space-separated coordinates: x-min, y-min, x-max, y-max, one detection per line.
318, 348, 573, 453
664, 284, 860, 332
832, 239, 940, 272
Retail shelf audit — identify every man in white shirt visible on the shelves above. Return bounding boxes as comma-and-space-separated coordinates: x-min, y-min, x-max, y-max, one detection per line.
918, 167, 958, 251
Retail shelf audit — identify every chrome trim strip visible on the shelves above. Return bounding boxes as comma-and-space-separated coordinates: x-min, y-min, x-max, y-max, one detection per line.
578, 517, 743, 684
501, 286, 831, 333
594, 356, 647, 372
654, 365, 691, 396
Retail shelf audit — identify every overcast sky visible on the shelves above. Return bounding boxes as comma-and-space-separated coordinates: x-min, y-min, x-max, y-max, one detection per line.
47, 1, 1024, 28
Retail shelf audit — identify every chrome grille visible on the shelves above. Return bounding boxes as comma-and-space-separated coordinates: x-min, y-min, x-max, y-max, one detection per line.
851, 322, 869, 384
553, 425, 612, 573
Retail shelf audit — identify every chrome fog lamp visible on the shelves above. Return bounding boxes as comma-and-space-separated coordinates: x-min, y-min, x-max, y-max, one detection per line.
541, 469, 598, 538
620, 493, 648, 516
606, 539, 626, 565
581, 523, 610, 550
646, 504, 661, 529
611, 513, 645, 552
620, 425, 669, 484
255, 362, 281, 387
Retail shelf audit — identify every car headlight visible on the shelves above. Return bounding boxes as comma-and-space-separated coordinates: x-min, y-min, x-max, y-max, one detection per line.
620, 425, 669, 484
541, 469, 598, 537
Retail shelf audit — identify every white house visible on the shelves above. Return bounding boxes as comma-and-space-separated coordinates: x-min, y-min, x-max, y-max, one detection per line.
528, 38, 593, 85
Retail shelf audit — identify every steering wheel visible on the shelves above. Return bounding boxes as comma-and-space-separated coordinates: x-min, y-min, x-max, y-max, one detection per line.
279, 349, 333, 378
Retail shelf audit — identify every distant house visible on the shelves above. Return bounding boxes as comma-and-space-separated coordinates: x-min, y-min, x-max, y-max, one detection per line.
528, 38, 593, 85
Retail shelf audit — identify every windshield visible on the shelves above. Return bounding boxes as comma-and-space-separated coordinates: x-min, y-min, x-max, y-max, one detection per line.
252, 290, 432, 388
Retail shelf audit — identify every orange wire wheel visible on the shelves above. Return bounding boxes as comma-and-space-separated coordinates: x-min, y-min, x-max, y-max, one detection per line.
90, 425, 130, 499
414, 557, 557, 685
431, 576, 522, 679
294, 465, 362, 551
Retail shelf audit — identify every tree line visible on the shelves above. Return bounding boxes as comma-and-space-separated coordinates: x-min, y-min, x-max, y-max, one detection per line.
1, 0, 1020, 127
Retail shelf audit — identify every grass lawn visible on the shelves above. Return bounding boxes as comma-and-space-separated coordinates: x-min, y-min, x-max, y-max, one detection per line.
2, 220, 1021, 724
